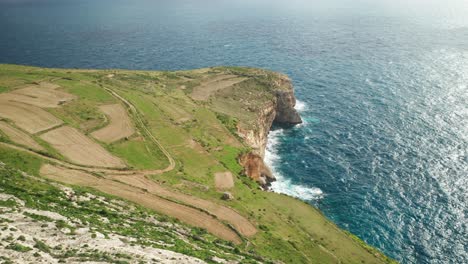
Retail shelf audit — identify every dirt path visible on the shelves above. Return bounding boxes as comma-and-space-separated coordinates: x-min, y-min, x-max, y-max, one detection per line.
104, 88, 175, 172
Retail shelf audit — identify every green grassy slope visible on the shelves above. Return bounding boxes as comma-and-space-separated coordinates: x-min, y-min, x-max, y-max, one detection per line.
0, 64, 395, 263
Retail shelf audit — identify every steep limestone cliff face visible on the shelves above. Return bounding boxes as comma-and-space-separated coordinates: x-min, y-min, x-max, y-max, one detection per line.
272, 75, 302, 125
236, 101, 276, 157
238, 74, 302, 188
274, 90, 302, 124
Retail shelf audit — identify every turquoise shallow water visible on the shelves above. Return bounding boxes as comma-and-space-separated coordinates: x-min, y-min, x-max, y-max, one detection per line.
1, 0, 467, 262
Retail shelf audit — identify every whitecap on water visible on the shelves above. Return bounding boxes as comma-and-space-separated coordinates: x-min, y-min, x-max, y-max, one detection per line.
294, 100, 307, 112
270, 176, 324, 201
265, 128, 324, 201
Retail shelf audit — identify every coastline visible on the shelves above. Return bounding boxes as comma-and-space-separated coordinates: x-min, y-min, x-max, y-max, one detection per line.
263, 99, 324, 200
265, 126, 324, 201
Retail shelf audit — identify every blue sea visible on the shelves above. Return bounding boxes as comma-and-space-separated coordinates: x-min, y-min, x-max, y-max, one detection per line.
1, 0, 467, 263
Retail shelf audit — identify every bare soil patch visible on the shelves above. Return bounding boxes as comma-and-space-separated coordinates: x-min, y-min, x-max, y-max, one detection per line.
0, 82, 76, 108
40, 126, 125, 168
91, 104, 135, 143
214, 171, 234, 190
40, 164, 242, 244
112, 174, 257, 237
0, 101, 63, 134
0, 121, 44, 151
191, 75, 247, 101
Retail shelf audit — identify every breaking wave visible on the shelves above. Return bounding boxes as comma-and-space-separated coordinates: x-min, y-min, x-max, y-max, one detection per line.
265, 129, 323, 201
294, 99, 307, 112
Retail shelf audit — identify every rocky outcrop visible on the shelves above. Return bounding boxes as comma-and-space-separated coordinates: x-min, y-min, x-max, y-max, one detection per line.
274, 90, 302, 125
239, 152, 275, 189
238, 74, 302, 188
272, 74, 302, 125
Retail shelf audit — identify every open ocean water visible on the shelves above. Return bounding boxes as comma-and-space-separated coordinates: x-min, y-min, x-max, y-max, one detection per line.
1, 0, 467, 263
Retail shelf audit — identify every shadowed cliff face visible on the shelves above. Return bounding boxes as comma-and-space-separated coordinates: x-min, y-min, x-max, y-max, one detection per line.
272, 75, 302, 125
274, 90, 302, 125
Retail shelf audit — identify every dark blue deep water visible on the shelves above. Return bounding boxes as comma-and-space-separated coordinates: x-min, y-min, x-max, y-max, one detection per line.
1, 0, 467, 263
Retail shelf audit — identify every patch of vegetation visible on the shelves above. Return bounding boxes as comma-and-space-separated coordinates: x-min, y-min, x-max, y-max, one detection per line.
24, 212, 54, 222
215, 145, 244, 174
34, 239, 51, 253
6, 243, 32, 252
55, 79, 115, 103
0, 146, 42, 175
215, 112, 239, 138
49, 100, 107, 133
107, 139, 167, 170
0, 198, 17, 208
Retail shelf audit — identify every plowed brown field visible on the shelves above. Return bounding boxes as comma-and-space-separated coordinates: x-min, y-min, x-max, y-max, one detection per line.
0, 101, 63, 134
214, 171, 234, 190
40, 164, 242, 244
40, 126, 125, 168
112, 174, 257, 237
191, 75, 247, 101
91, 104, 134, 143
0, 121, 44, 151
0, 82, 76, 108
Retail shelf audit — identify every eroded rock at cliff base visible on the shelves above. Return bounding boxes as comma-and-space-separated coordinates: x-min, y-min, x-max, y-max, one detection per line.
239, 152, 276, 189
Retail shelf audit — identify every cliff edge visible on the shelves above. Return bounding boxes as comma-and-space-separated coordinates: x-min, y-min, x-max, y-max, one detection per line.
229, 71, 302, 188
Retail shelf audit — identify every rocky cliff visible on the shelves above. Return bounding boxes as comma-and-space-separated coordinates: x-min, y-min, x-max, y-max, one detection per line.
238, 74, 302, 188
272, 74, 303, 125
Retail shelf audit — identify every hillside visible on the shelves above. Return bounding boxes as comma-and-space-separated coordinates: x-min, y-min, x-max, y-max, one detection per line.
0, 64, 394, 263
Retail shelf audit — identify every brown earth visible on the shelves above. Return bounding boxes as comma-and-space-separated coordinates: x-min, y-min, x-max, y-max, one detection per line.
111, 174, 257, 237
40, 126, 126, 168
0, 82, 76, 108
239, 152, 275, 187
40, 164, 243, 244
0, 121, 44, 151
214, 171, 234, 190
0, 101, 63, 134
91, 104, 135, 143
191, 75, 247, 101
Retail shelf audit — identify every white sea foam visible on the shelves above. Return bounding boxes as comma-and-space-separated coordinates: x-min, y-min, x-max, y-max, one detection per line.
294, 100, 307, 112
265, 129, 323, 201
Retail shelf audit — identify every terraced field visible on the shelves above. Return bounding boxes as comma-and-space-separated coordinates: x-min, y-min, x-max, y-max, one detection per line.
0, 121, 44, 151
41, 126, 126, 168
91, 103, 135, 143
0, 101, 63, 134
